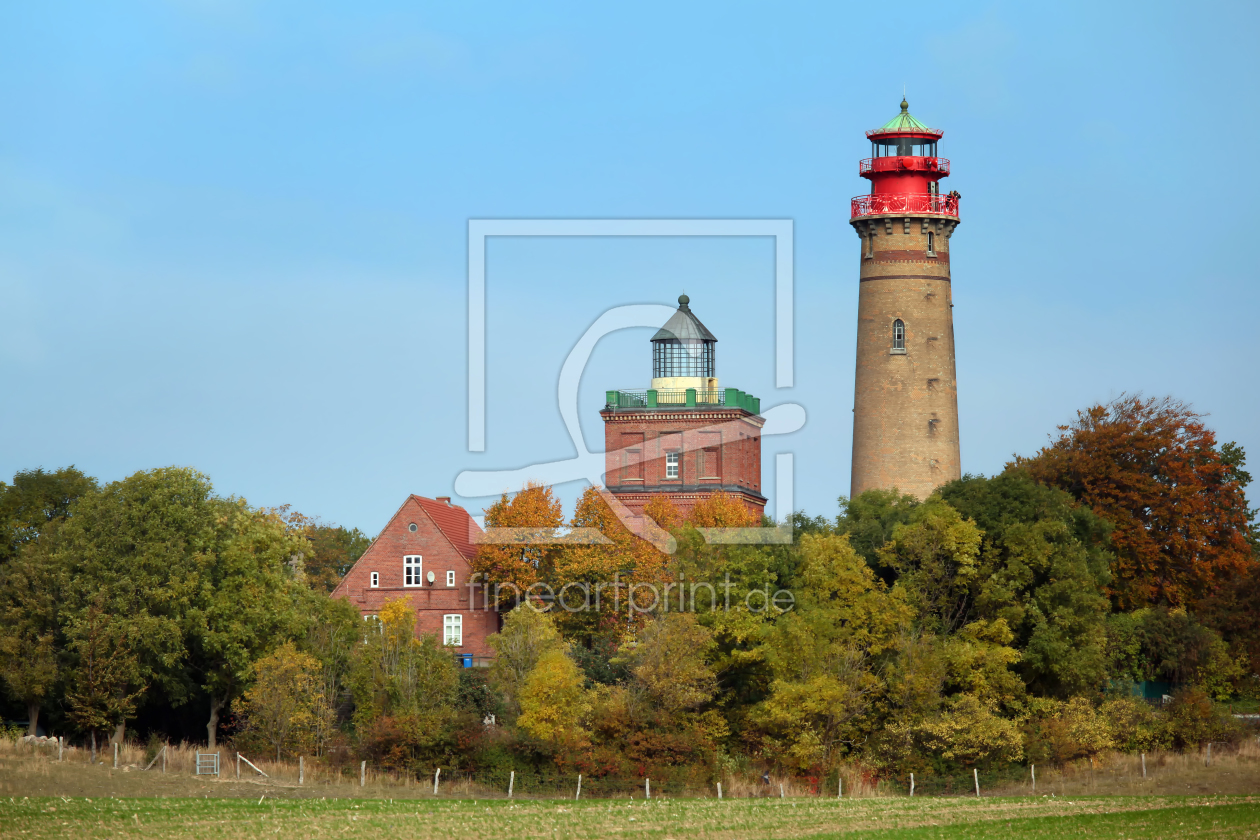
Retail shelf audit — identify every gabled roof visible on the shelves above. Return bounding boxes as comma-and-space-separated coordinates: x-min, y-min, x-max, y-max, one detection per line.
651, 294, 717, 343
413, 496, 481, 560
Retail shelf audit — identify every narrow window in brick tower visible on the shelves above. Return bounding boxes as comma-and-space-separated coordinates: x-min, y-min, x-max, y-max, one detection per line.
444, 614, 463, 646
665, 451, 680, 479
404, 555, 422, 587
892, 319, 906, 351
927, 231, 936, 255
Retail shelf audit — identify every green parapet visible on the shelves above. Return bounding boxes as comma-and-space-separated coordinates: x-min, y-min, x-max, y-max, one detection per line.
728, 388, 742, 410
606, 390, 618, 407
685, 388, 697, 408
646, 389, 658, 408
750, 395, 760, 415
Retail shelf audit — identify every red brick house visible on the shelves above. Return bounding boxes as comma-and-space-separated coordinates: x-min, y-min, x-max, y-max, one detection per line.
332, 495, 498, 662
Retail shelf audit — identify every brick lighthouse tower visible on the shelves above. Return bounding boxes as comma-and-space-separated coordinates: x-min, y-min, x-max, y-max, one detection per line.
849, 100, 961, 499
602, 295, 766, 520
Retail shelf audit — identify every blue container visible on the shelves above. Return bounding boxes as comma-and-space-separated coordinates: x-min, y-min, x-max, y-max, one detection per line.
460, 653, 473, 668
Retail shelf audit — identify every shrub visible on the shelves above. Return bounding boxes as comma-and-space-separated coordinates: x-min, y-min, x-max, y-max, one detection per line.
1100, 697, 1172, 751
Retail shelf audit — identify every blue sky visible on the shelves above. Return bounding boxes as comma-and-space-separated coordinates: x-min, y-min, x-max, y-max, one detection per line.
2, 1, 1257, 534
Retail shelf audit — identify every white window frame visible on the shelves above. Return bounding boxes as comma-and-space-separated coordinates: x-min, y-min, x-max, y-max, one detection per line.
665, 451, 680, 479
446, 570, 456, 587
370, 572, 379, 588
404, 555, 423, 587
443, 614, 463, 646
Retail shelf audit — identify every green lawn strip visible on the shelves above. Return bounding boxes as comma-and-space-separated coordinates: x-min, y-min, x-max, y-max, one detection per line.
1, 795, 1258, 840
810, 800, 1260, 839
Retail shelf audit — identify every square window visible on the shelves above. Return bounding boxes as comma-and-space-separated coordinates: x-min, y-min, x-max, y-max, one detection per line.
404, 555, 422, 587
370, 572, 379, 588
444, 614, 463, 646
446, 570, 456, 587
665, 451, 680, 479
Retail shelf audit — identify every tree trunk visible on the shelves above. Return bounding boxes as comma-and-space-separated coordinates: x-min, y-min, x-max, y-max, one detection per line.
111, 721, 126, 747
26, 702, 40, 737
207, 695, 226, 749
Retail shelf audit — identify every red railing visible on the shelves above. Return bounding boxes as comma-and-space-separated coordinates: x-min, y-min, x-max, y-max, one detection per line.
859, 156, 949, 176
850, 193, 960, 219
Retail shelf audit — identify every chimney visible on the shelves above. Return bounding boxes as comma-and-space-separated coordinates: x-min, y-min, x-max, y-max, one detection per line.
436, 496, 452, 506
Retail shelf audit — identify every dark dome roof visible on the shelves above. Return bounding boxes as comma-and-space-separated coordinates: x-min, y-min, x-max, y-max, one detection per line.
652, 295, 717, 343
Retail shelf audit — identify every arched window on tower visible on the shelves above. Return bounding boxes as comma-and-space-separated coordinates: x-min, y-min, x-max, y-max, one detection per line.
892, 319, 906, 352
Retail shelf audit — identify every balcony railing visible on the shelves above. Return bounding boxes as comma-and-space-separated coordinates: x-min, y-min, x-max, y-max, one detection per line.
850, 193, 960, 219
605, 387, 760, 415
859, 156, 949, 176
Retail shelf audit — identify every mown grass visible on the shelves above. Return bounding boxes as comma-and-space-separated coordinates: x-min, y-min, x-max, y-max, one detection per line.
1, 794, 1257, 839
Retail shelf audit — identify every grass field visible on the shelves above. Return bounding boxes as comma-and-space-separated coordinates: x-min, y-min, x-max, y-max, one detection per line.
1, 794, 1259, 839
2, 737, 1259, 838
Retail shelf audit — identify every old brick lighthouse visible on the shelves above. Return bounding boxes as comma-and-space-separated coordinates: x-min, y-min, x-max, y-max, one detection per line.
602, 295, 766, 519
849, 100, 962, 499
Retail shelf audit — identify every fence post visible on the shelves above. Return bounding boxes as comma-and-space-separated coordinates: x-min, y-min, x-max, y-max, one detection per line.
575, 774, 582, 801
717, 782, 722, 800
236, 753, 241, 779
433, 767, 441, 796
162, 743, 166, 773
909, 773, 914, 797
360, 760, 366, 788
299, 755, 304, 785
838, 776, 842, 799
113, 742, 118, 769
645, 777, 650, 800
1141, 753, 1146, 778
1031, 764, 1035, 793
779, 783, 784, 799
58, 736, 63, 762
974, 768, 980, 797
508, 770, 514, 799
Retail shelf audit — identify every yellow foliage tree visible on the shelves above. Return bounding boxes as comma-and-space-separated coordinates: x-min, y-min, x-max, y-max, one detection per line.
516, 648, 590, 746
688, 491, 757, 528
238, 641, 331, 760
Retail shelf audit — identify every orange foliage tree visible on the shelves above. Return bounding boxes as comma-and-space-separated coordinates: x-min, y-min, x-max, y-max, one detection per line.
688, 491, 758, 528
1012, 394, 1254, 609
551, 487, 672, 642
471, 483, 564, 606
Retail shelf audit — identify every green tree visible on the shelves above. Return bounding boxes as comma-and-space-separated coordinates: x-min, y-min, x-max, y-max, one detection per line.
626, 613, 717, 717
755, 533, 911, 771
0, 539, 64, 734
54, 467, 218, 742
0, 466, 97, 567
880, 499, 983, 633
188, 503, 311, 748
65, 603, 146, 755
835, 489, 921, 582
939, 473, 1112, 696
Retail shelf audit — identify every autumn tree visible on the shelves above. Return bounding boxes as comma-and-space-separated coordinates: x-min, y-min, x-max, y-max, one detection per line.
237, 641, 329, 761
472, 483, 564, 606
487, 606, 565, 716
687, 492, 757, 528
549, 487, 671, 643
1012, 394, 1254, 608
272, 505, 370, 593
516, 648, 590, 746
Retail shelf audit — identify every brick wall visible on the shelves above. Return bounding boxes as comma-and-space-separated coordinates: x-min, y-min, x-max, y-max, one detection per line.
331, 496, 498, 658
600, 407, 767, 519
849, 215, 962, 499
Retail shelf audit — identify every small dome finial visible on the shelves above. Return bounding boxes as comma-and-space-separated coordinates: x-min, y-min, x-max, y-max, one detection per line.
678, 293, 690, 306
900, 97, 909, 112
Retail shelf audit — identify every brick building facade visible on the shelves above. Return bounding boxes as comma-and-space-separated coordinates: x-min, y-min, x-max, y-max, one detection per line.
602, 295, 766, 519
332, 495, 498, 660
